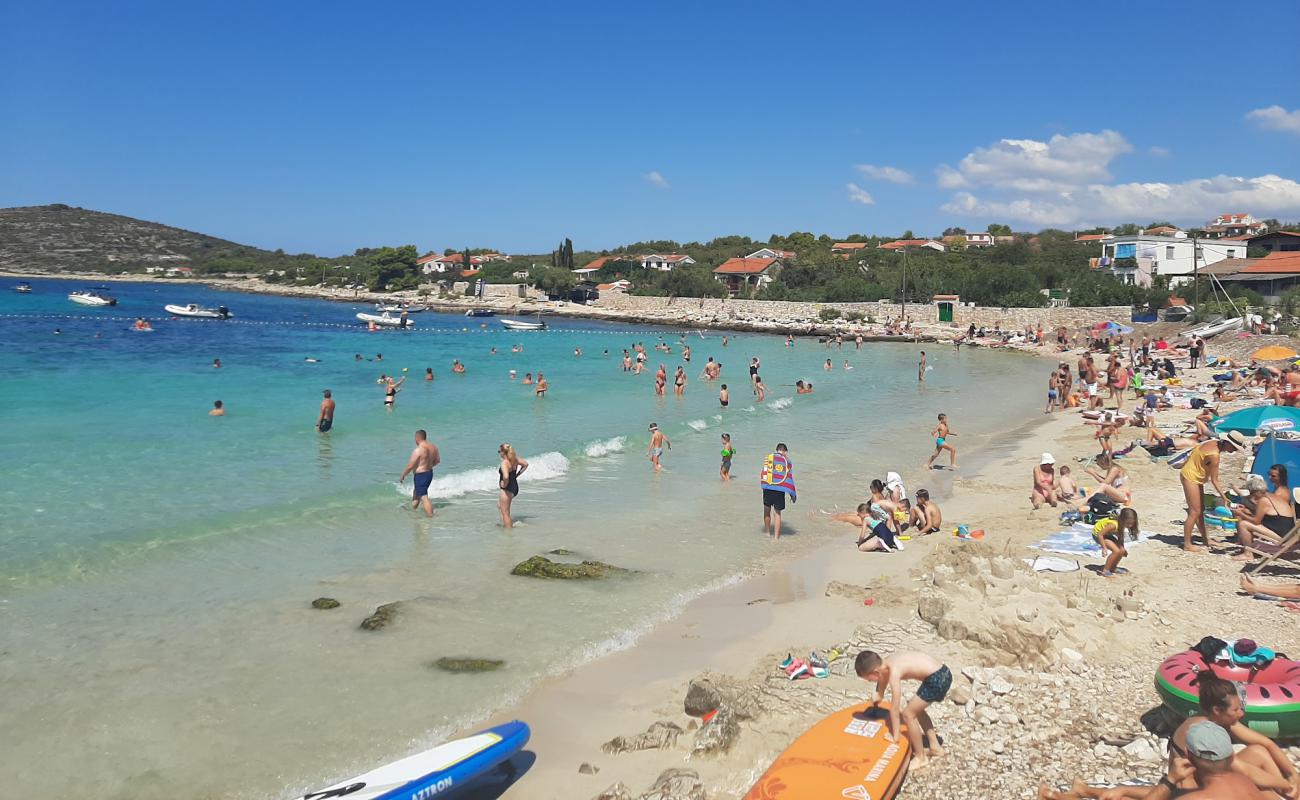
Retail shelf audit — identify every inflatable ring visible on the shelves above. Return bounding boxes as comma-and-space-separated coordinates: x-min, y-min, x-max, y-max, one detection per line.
1156, 651, 1300, 738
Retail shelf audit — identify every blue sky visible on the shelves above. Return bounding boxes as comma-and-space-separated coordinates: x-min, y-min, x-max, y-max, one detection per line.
3, 0, 1298, 255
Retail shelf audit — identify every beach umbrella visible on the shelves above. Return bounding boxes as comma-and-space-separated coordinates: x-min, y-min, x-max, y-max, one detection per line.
1213, 406, 1300, 435
1252, 345, 1298, 361
1092, 321, 1134, 336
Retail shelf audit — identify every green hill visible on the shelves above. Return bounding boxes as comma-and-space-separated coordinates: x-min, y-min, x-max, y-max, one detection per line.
0, 204, 272, 274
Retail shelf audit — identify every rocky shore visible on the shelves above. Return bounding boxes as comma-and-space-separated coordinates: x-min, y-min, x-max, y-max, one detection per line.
477, 353, 1300, 800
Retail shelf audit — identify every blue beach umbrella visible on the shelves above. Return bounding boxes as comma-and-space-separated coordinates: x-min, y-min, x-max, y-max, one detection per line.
1093, 321, 1134, 336
1213, 406, 1300, 435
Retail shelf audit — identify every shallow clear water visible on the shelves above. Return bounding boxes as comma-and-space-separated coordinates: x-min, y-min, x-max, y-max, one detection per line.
0, 278, 1046, 798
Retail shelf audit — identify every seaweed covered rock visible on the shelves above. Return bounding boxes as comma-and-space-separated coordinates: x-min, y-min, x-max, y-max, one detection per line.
510, 555, 630, 580
433, 657, 505, 673
311, 597, 340, 610
359, 602, 402, 630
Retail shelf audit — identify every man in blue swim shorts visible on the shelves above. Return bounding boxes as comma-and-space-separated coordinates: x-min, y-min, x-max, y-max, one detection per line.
399, 429, 441, 517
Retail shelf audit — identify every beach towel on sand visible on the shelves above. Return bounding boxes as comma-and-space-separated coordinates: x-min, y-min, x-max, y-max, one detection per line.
760, 452, 797, 501
1030, 522, 1153, 557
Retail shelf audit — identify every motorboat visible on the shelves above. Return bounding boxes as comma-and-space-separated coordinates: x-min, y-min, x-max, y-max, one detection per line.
165, 303, 232, 319
465, 308, 495, 317
1181, 316, 1243, 339
377, 303, 426, 313
13, 281, 32, 293
68, 289, 117, 306
500, 317, 546, 331
1160, 305, 1194, 322
357, 312, 414, 328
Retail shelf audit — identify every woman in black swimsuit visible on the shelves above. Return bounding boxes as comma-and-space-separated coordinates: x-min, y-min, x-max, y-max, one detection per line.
1233, 466, 1295, 560
497, 443, 530, 529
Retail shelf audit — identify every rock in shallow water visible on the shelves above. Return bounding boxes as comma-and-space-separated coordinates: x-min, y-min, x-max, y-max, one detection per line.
432, 657, 504, 673
311, 597, 340, 610
639, 768, 705, 800
510, 555, 631, 579
601, 721, 683, 754
359, 602, 401, 630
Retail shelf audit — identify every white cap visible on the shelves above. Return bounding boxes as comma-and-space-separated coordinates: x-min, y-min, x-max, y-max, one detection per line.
1041, 452, 1056, 465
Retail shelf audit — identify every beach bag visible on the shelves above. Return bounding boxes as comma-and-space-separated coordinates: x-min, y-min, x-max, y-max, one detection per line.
1190, 398, 1208, 409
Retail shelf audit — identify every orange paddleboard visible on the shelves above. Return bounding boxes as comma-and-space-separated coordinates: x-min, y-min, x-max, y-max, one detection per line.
744, 703, 911, 800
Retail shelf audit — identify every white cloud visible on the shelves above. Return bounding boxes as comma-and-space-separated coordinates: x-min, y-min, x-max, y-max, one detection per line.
939, 130, 1133, 193
643, 170, 670, 189
1246, 105, 1300, 135
846, 183, 875, 205
1149, 145, 1170, 157
941, 174, 1300, 228
854, 164, 913, 184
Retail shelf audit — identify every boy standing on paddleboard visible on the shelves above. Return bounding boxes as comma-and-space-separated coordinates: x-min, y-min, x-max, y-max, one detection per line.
855, 650, 951, 772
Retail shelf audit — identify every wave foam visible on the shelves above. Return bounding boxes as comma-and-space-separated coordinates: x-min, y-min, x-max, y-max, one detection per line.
583, 436, 626, 458
686, 419, 708, 431
392, 451, 571, 499
768, 397, 793, 410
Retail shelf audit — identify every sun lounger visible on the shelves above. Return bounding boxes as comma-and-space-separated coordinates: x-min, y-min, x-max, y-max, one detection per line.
1242, 489, 1300, 574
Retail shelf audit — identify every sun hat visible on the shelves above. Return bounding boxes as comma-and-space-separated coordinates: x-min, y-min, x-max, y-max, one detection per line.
1218, 430, 1248, 450
1040, 453, 1056, 465
1185, 721, 1233, 761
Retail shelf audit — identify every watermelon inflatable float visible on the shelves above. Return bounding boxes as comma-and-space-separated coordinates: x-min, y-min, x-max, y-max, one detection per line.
1156, 651, 1300, 738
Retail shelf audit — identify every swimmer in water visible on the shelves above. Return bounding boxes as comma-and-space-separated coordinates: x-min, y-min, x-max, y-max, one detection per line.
754, 374, 767, 403
398, 429, 440, 517
720, 433, 735, 481
375, 354, 383, 362
509, 369, 517, 380
425, 367, 434, 381
720, 383, 729, 407
317, 390, 335, 432
825, 358, 833, 371
210, 399, 225, 416
574, 347, 582, 357
383, 374, 405, 408
213, 358, 221, 368
918, 350, 927, 382
523, 372, 533, 385
844, 360, 853, 370
452, 360, 466, 374
535, 373, 548, 397
647, 423, 671, 472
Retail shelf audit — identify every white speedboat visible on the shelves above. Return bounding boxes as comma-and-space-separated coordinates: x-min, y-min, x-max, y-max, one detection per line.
377, 303, 426, 313
14, 281, 32, 293
68, 289, 116, 306
465, 308, 495, 317
165, 303, 231, 319
500, 318, 546, 331
1182, 317, 1242, 339
357, 312, 414, 328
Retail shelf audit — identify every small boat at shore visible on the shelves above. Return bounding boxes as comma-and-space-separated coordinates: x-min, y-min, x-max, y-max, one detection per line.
465, 308, 495, 317
357, 312, 414, 328
165, 303, 232, 319
1182, 316, 1242, 339
14, 281, 32, 293
69, 289, 116, 306
377, 302, 426, 313
501, 317, 546, 331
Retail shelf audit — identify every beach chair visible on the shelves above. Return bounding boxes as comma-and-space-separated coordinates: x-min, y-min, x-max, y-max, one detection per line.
1243, 488, 1300, 575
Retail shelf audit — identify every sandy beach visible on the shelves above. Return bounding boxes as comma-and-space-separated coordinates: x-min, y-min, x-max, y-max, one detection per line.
468, 345, 1300, 800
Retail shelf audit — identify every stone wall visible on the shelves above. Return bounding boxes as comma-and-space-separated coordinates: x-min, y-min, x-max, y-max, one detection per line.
590, 292, 1131, 330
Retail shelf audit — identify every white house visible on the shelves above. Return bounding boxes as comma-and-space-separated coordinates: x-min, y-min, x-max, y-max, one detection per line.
1093, 234, 1247, 287
640, 254, 696, 271
1204, 213, 1267, 239
419, 253, 486, 275
963, 233, 994, 248
745, 247, 796, 261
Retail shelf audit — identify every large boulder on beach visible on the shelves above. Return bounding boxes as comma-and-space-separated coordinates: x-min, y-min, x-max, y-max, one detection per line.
684, 680, 722, 717
691, 706, 740, 756
359, 602, 402, 630
432, 657, 504, 673
510, 555, 630, 580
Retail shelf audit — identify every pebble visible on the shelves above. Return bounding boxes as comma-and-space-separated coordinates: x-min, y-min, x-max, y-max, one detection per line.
989, 678, 1013, 696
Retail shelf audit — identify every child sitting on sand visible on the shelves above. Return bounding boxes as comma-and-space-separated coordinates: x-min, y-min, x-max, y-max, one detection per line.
1055, 466, 1079, 503
855, 650, 950, 771
1093, 507, 1139, 577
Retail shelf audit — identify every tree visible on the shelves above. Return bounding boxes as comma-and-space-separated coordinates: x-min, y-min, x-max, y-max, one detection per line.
986, 223, 1012, 236
366, 245, 420, 291
901, 230, 915, 240
942, 226, 967, 236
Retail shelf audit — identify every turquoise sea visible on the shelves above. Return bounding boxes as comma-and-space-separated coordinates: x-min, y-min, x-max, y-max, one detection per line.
0, 278, 1046, 799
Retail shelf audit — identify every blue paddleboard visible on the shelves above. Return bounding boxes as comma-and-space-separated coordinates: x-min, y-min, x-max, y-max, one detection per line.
302, 721, 530, 799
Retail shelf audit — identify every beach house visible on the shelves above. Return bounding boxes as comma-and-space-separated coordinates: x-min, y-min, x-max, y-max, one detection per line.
831, 242, 869, 256
640, 254, 696, 271
1204, 213, 1267, 239
713, 257, 783, 296
1091, 232, 1244, 287
963, 233, 994, 248
878, 238, 946, 252
420, 253, 486, 275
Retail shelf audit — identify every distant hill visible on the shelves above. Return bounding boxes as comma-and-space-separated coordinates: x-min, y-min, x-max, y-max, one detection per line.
0, 204, 272, 273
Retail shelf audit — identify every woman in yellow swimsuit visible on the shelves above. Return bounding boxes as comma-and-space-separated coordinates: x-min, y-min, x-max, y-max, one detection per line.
1180, 432, 1246, 552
